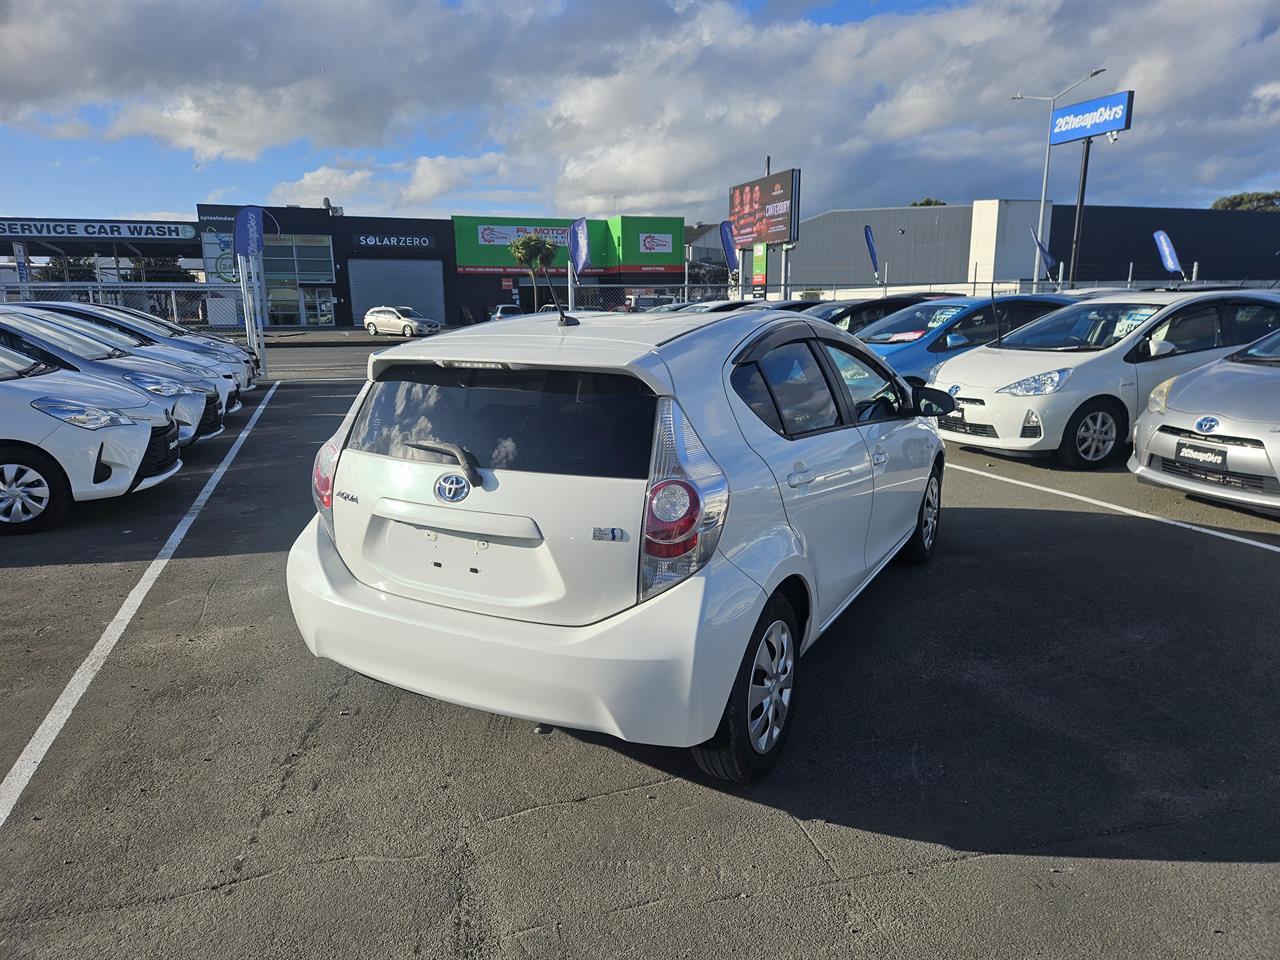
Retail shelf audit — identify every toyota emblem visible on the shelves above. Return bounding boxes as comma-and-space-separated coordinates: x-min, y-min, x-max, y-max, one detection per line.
435, 473, 471, 503
947, 384, 961, 397
1193, 416, 1219, 434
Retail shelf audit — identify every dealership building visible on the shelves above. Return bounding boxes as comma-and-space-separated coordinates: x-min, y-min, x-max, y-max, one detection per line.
748, 199, 1280, 290
1, 207, 685, 328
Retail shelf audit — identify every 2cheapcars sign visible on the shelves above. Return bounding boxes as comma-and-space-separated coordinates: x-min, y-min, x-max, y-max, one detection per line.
1050, 91, 1135, 146
0, 219, 197, 241
728, 169, 801, 248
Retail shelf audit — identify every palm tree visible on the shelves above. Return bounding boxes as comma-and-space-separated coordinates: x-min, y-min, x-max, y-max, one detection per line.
508, 234, 557, 312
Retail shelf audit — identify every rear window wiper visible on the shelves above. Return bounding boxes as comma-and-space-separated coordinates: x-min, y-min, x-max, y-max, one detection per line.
404, 440, 482, 486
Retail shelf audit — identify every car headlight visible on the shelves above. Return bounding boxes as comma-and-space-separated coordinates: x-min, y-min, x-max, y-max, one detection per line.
926, 363, 944, 385
1147, 376, 1177, 415
996, 368, 1073, 396
122, 372, 193, 397
31, 397, 133, 430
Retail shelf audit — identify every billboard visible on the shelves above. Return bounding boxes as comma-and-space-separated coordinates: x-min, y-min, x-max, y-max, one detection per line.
728, 168, 800, 248
452, 215, 683, 274
1050, 91, 1134, 146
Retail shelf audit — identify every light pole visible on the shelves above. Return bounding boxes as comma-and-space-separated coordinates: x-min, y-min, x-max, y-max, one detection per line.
1012, 67, 1105, 291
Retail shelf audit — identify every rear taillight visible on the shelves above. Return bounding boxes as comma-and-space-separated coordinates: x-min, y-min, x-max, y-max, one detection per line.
640, 399, 729, 601
312, 438, 339, 540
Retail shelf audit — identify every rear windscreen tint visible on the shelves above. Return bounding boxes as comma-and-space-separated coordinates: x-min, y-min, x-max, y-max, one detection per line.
347, 365, 658, 479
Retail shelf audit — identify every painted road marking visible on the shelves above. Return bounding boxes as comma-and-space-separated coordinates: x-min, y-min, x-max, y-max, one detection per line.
0, 384, 280, 829
951, 464, 1280, 556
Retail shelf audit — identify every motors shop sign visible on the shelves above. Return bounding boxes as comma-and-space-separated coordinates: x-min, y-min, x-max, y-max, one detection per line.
476, 223, 570, 247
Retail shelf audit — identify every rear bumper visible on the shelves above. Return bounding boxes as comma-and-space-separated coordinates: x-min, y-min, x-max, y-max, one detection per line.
286, 517, 765, 747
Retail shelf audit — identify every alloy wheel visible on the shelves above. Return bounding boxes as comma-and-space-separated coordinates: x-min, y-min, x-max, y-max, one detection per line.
921, 474, 940, 549
1076, 410, 1117, 462
747, 620, 795, 754
0, 463, 51, 524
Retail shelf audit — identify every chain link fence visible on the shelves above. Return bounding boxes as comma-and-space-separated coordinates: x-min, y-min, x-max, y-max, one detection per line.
1, 282, 245, 330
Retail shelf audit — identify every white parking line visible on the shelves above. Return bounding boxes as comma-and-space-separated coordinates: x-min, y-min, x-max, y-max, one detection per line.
0, 383, 280, 830
950, 464, 1280, 556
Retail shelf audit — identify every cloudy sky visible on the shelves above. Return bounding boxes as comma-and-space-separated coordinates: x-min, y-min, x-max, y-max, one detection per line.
0, 0, 1276, 224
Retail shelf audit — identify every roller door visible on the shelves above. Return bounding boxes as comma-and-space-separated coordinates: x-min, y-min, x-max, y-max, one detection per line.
348, 259, 447, 326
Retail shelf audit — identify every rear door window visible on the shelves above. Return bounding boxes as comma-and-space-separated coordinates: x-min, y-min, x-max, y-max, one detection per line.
756, 341, 840, 436
346, 365, 657, 479
1224, 301, 1280, 345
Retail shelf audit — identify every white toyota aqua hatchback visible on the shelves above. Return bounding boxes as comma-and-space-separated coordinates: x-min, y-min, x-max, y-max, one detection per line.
287, 309, 955, 781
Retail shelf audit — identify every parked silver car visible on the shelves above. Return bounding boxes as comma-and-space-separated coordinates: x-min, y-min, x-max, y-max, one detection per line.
1131, 322, 1280, 517
363, 306, 442, 337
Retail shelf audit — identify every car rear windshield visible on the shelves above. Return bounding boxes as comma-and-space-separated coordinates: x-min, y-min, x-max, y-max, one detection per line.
346, 365, 658, 479
996, 302, 1159, 351
859, 304, 969, 343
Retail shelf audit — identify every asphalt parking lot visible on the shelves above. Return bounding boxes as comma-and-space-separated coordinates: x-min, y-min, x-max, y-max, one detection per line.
3, 349, 1278, 959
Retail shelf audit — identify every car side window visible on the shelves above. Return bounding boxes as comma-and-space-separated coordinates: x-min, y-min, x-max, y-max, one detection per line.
1010, 300, 1058, 329
729, 363, 785, 435
1147, 305, 1223, 355
946, 305, 1009, 348
821, 343, 903, 423
756, 341, 840, 436
1224, 302, 1280, 345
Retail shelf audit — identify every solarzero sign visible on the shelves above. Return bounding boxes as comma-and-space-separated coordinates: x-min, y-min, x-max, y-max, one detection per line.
356, 234, 435, 249
0, 219, 197, 240
1049, 90, 1135, 146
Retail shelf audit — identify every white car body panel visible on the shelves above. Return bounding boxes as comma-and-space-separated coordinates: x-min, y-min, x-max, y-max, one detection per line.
1, 368, 174, 501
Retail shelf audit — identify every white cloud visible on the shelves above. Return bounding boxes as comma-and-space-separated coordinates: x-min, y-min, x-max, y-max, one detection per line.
1, 0, 1276, 218
267, 167, 375, 207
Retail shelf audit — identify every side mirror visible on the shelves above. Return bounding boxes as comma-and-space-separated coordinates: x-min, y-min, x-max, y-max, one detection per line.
945, 332, 969, 350
1144, 339, 1176, 359
914, 385, 956, 418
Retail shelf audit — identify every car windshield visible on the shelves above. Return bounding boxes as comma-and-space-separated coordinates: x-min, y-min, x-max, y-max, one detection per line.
859, 303, 969, 343
32, 310, 145, 348
396, 307, 424, 317
995, 302, 1160, 351
1231, 327, 1280, 364
804, 302, 861, 321
0, 312, 116, 360
93, 306, 173, 338
0, 344, 49, 380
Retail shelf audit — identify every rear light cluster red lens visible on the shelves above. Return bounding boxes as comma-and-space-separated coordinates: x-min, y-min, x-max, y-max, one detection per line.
644, 478, 701, 558
312, 439, 340, 540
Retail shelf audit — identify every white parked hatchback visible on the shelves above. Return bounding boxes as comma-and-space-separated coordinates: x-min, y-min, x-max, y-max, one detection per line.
0, 345, 182, 532
287, 310, 955, 781
929, 291, 1280, 468
363, 306, 442, 337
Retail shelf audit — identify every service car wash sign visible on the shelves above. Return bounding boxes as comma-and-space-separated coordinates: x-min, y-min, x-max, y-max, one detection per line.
0, 219, 197, 241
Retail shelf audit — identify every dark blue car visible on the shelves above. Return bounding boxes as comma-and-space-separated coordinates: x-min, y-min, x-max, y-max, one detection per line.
857, 294, 1073, 381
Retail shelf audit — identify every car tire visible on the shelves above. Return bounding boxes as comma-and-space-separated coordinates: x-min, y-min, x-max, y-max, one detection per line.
366, 322, 378, 336
1057, 399, 1126, 470
900, 463, 942, 564
692, 593, 799, 784
0, 445, 71, 535
402, 324, 414, 337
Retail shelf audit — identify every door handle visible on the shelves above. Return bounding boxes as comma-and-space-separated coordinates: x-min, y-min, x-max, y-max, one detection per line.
872, 448, 889, 467
787, 468, 815, 487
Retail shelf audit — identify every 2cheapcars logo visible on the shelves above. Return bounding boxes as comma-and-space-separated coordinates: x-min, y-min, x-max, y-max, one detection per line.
1054, 104, 1126, 135
640, 233, 672, 253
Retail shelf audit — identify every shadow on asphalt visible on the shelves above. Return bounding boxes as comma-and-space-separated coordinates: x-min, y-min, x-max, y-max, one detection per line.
572, 505, 1280, 864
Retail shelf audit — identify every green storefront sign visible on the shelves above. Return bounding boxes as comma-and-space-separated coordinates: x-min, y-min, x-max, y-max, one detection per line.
453, 215, 682, 274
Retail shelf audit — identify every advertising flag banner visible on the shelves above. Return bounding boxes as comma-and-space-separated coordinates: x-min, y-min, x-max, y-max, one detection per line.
1153, 230, 1183, 275
568, 217, 590, 274
864, 225, 880, 279
1029, 227, 1058, 276
719, 220, 739, 271
233, 206, 265, 258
